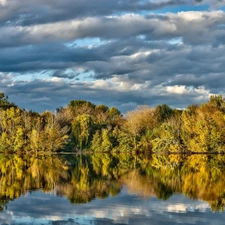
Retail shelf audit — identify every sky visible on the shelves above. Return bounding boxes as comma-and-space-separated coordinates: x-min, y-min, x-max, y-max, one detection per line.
0, 0, 225, 113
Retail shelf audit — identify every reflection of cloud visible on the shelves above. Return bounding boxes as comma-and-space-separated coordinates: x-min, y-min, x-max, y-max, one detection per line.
167, 203, 209, 213
0, 190, 224, 225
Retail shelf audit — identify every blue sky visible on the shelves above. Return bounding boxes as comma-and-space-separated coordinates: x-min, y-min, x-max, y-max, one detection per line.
0, 0, 225, 113
151, 3, 210, 14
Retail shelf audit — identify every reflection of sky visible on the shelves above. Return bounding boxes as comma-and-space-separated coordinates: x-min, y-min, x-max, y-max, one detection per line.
1, 188, 225, 225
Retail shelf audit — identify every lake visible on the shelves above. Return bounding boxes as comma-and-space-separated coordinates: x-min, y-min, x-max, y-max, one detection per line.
0, 153, 225, 225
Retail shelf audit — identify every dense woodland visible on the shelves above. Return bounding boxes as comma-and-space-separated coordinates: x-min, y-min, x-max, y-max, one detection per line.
1, 92, 225, 153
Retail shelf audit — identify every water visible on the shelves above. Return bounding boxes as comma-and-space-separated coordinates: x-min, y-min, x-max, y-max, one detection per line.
0, 153, 225, 225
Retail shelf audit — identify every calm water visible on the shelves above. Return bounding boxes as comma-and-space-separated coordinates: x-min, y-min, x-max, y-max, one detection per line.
1, 153, 225, 225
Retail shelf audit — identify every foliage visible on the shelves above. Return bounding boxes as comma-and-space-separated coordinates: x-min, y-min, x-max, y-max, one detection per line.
0, 93, 16, 109
0, 97, 69, 154
1, 92, 225, 154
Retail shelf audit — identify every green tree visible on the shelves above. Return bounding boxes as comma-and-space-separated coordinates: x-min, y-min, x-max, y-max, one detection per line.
151, 115, 183, 153
154, 104, 173, 124
72, 114, 94, 149
208, 95, 225, 112
0, 93, 16, 110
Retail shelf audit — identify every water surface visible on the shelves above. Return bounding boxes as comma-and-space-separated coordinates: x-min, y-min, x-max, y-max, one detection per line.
0, 153, 225, 225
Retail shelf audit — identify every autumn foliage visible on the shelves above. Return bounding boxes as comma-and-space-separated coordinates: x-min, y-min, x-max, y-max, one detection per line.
1, 93, 225, 153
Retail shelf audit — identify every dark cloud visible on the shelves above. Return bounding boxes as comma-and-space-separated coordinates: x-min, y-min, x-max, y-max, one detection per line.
0, 0, 188, 25
0, 0, 225, 113
1, 11, 225, 47
51, 70, 78, 80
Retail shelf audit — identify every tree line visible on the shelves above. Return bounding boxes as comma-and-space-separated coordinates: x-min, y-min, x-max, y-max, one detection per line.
1, 92, 225, 153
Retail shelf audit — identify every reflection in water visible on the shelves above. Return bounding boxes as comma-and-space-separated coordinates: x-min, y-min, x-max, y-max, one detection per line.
1, 153, 225, 224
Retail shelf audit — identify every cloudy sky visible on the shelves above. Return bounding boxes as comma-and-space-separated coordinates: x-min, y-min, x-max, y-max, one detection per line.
0, 0, 225, 113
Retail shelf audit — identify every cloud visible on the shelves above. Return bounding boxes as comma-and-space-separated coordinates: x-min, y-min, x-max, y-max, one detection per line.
2, 34, 224, 112
4, 72, 212, 113
0, 0, 188, 25
0, 0, 225, 113
205, 0, 225, 9
1, 11, 225, 47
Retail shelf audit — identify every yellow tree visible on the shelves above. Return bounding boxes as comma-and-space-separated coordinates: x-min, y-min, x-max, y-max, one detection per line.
120, 105, 155, 150
151, 115, 183, 153
182, 104, 225, 153
72, 114, 93, 149
14, 127, 25, 153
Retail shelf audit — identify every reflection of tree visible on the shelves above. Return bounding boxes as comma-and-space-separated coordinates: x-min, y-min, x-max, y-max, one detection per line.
210, 199, 225, 212
121, 153, 225, 211
2, 153, 225, 212
0, 154, 68, 210
56, 154, 122, 204
181, 154, 225, 211
155, 183, 173, 200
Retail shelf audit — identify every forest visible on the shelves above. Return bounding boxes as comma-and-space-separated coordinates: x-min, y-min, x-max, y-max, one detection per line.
1, 92, 225, 154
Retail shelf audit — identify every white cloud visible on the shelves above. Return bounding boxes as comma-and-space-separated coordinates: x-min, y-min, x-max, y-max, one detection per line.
166, 85, 188, 94
167, 202, 209, 213
0, 0, 6, 6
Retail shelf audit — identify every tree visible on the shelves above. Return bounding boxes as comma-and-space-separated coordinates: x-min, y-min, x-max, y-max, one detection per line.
151, 116, 183, 153
120, 106, 155, 150
208, 95, 225, 112
71, 114, 94, 149
91, 131, 102, 152
154, 104, 173, 124
181, 103, 225, 153
95, 104, 109, 125
69, 100, 95, 117
14, 127, 25, 153
108, 107, 122, 126
0, 93, 16, 109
